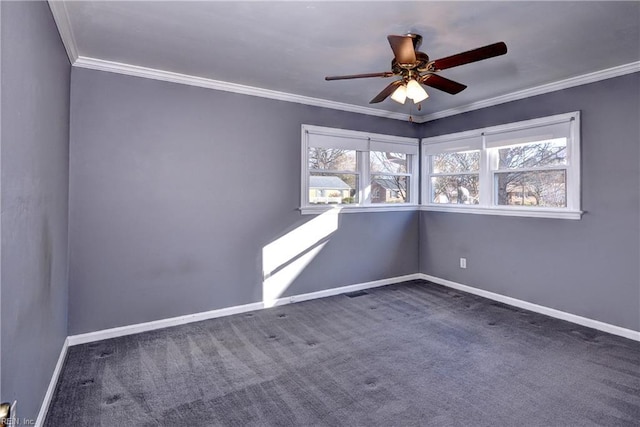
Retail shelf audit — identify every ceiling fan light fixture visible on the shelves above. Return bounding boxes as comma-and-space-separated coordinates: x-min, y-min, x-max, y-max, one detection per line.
390, 84, 407, 104
406, 79, 428, 103
326, 35, 506, 105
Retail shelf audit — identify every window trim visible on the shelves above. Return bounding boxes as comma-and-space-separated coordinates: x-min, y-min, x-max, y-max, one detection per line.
301, 124, 419, 215
421, 111, 582, 220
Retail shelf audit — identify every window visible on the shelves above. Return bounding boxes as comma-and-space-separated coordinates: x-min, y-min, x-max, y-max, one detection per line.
309, 148, 359, 205
370, 150, 412, 204
422, 112, 581, 219
430, 150, 480, 204
491, 139, 567, 207
302, 125, 419, 213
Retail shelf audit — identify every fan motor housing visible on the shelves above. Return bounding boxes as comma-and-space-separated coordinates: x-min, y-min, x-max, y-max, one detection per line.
392, 51, 430, 75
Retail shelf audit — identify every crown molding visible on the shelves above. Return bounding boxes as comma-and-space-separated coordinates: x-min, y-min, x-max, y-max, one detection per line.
414, 61, 640, 123
48, 0, 78, 63
73, 56, 639, 125
73, 56, 413, 122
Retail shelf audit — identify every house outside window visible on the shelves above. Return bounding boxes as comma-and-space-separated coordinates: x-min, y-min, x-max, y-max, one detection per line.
309, 175, 353, 204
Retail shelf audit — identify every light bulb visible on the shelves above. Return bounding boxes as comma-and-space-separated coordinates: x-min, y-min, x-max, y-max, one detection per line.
391, 84, 407, 104
406, 79, 429, 103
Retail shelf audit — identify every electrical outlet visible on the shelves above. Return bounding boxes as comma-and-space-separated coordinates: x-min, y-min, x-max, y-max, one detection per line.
460, 258, 467, 269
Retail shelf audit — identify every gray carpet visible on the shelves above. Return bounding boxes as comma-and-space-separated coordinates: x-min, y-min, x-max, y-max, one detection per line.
45, 280, 640, 426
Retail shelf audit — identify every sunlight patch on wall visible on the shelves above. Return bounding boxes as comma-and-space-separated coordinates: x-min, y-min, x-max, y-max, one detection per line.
262, 207, 341, 308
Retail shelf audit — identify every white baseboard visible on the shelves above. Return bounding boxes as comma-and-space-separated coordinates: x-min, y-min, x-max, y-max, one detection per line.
419, 274, 640, 342
67, 302, 263, 346
271, 273, 422, 306
67, 273, 422, 346
34, 338, 69, 427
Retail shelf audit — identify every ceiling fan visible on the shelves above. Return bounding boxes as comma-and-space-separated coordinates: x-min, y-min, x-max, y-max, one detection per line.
325, 34, 507, 105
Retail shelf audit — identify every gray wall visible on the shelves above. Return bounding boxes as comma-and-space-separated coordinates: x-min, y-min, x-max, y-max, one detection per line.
419, 73, 640, 331
1, 1, 70, 420
68, 68, 419, 334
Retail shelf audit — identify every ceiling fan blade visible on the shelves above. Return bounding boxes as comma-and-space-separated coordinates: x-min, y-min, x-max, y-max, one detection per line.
420, 74, 467, 95
325, 72, 394, 81
387, 35, 417, 65
432, 42, 507, 71
370, 80, 404, 104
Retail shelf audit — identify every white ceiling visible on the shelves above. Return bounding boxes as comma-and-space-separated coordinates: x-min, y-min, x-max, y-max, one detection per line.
55, 1, 640, 119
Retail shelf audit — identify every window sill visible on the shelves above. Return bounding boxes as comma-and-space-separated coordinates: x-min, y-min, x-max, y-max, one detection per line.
420, 204, 583, 220
300, 204, 583, 219
300, 204, 420, 215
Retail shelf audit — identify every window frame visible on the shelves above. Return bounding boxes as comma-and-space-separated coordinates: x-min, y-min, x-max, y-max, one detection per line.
421, 111, 582, 220
301, 124, 419, 214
